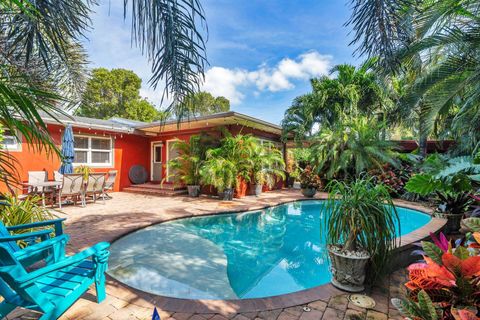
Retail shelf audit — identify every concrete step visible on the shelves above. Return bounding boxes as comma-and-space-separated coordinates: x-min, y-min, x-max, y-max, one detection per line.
123, 186, 187, 196
128, 183, 184, 191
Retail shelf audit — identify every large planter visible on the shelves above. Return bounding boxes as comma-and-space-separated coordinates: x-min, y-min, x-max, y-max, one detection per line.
187, 185, 201, 197
234, 177, 248, 198
328, 245, 370, 292
301, 187, 317, 198
435, 212, 463, 234
254, 184, 263, 196
218, 188, 234, 201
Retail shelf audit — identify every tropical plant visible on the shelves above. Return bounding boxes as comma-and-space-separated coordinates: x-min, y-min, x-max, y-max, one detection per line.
347, 0, 480, 155
74, 165, 92, 181
0, 194, 54, 247
299, 165, 321, 190
282, 60, 393, 144
392, 232, 480, 319
309, 117, 399, 179
250, 142, 286, 188
206, 134, 258, 183
405, 155, 480, 215
166, 134, 217, 186
200, 156, 237, 193
322, 178, 399, 282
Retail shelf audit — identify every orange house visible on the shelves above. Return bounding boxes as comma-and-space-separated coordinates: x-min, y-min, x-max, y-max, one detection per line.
3, 112, 285, 193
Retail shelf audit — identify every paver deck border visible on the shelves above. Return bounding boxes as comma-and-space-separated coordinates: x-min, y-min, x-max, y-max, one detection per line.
98, 192, 446, 313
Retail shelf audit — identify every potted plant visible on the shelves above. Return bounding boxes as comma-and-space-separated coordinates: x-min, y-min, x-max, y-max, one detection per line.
405, 173, 474, 233
250, 142, 286, 196
200, 156, 237, 201
322, 178, 399, 292
165, 135, 213, 197
299, 165, 321, 197
74, 165, 92, 181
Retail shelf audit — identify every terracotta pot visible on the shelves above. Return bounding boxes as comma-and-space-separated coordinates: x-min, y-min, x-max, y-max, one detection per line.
301, 187, 317, 198
234, 177, 248, 198
187, 185, 200, 197
328, 245, 370, 292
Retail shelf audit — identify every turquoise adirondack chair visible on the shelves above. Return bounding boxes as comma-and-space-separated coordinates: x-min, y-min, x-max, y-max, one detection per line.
0, 241, 110, 319
0, 218, 69, 266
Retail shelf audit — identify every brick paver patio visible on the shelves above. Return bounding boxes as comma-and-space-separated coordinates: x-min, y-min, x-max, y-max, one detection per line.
6, 190, 440, 320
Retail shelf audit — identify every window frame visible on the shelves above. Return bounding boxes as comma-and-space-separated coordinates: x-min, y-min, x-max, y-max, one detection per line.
73, 134, 114, 167
2, 128, 22, 152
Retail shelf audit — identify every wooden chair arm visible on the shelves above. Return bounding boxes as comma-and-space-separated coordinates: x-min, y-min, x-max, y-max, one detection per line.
6, 218, 66, 236
0, 229, 54, 242
14, 235, 70, 261
17, 242, 110, 287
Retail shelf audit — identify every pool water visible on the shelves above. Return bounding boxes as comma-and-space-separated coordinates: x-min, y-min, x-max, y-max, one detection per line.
108, 200, 430, 300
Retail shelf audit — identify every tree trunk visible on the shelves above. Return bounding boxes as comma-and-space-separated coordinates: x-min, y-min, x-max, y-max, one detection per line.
419, 133, 427, 158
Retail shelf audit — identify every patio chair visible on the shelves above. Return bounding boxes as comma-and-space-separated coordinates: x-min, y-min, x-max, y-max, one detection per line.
57, 174, 84, 208
0, 218, 68, 267
26, 171, 48, 193
84, 173, 106, 204
53, 171, 63, 182
0, 241, 110, 320
102, 170, 117, 199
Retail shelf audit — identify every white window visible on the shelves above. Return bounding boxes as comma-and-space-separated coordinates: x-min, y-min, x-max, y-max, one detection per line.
2, 128, 21, 151
73, 135, 113, 167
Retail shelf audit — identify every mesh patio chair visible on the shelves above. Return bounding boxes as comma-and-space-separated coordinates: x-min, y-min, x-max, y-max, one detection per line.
26, 171, 48, 193
102, 170, 117, 199
84, 173, 106, 205
53, 171, 63, 182
57, 174, 84, 208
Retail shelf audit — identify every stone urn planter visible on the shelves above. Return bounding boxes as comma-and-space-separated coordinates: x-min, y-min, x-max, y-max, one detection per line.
328, 245, 370, 292
254, 184, 263, 196
187, 185, 201, 197
218, 188, 234, 201
301, 187, 317, 198
293, 181, 301, 189
435, 212, 463, 234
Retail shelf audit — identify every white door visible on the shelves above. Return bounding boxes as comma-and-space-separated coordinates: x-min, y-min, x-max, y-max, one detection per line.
151, 142, 163, 181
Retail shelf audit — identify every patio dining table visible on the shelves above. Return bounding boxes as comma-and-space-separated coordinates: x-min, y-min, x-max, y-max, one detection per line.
24, 181, 62, 207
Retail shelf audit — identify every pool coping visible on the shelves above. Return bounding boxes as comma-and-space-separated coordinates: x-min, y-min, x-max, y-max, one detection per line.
103, 193, 447, 314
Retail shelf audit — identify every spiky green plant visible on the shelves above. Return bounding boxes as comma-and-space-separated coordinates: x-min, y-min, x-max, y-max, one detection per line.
166, 134, 217, 186
322, 178, 399, 282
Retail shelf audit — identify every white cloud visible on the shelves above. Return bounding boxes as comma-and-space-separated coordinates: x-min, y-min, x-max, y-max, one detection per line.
202, 51, 332, 105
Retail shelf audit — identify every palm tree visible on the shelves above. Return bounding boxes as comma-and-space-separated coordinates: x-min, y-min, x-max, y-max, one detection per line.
347, 0, 480, 155
282, 60, 392, 144
0, 0, 208, 186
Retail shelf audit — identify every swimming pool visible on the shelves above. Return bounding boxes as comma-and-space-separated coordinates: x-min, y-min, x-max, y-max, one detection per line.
107, 200, 431, 300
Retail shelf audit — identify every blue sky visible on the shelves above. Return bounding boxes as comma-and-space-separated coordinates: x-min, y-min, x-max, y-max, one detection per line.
82, 1, 357, 124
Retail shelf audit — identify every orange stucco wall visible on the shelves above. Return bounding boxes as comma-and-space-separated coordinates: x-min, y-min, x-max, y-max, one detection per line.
1, 122, 283, 193
1, 124, 150, 193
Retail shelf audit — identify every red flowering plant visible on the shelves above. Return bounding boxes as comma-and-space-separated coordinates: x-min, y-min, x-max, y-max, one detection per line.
369, 161, 414, 196
392, 227, 480, 320
299, 165, 321, 190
